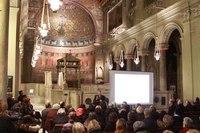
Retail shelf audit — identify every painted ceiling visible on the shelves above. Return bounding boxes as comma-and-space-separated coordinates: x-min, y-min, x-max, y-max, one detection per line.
27, 0, 104, 48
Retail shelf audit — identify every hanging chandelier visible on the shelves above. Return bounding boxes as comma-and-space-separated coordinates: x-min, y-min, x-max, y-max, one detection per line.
108, 54, 113, 70
48, 0, 63, 11
31, 37, 43, 67
154, 46, 161, 61
119, 50, 124, 68
39, 0, 50, 38
134, 45, 140, 65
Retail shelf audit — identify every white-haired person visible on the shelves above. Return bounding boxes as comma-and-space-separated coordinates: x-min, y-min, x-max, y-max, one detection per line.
180, 117, 194, 133
133, 121, 148, 133
52, 108, 68, 133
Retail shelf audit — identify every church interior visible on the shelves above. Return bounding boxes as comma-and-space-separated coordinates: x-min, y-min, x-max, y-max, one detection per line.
0, 0, 200, 132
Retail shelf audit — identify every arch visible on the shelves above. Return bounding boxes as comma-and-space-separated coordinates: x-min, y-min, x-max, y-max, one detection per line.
142, 32, 157, 50
114, 44, 126, 58
36, 1, 99, 42
125, 38, 138, 55
160, 22, 183, 44
63, 0, 102, 39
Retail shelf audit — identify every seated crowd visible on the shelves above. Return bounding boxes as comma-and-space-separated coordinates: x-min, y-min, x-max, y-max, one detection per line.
0, 90, 200, 133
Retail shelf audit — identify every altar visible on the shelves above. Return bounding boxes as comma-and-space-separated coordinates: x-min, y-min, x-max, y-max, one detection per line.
45, 54, 83, 108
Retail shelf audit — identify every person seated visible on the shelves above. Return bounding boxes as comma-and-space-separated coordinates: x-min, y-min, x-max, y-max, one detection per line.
0, 99, 17, 133
53, 108, 68, 133
20, 97, 34, 117
133, 121, 148, 133
72, 122, 86, 133
143, 108, 157, 132
115, 118, 126, 133
180, 117, 193, 133
87, 119, 102, 133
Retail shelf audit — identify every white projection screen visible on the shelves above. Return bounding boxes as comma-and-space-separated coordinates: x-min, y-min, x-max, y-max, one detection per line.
109, 71, 154, 105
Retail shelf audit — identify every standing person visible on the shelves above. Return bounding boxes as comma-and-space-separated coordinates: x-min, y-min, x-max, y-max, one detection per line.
93, 90, 106, 106
18, 90, 26, 102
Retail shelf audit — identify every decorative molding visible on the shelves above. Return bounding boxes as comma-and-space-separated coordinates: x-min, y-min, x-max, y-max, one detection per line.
181, 4, 200, 22
107, 0, 187, 46
145, 0, 165, 14
40, 38, 95, 47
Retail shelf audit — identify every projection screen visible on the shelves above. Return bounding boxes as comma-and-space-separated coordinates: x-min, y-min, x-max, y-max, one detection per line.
109, 71, 154, 105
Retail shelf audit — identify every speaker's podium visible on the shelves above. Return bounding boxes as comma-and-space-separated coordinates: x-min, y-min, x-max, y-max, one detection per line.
56, 54, 83, 108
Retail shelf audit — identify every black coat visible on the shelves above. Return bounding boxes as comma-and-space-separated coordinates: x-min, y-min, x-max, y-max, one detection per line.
0, 116, 17, 133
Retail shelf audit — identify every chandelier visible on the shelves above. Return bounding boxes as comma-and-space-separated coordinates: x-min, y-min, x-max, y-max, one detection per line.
134, 45, 140, 65
119, 50, 124, 68
39, 0, 50, 38
108, 54, 113, 70
48, 0, 63, 11
31, 37, 43, 67
154, 46, 161, 61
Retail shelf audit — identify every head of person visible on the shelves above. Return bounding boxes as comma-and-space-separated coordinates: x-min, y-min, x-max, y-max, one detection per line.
62, 123, 73, 133
52, 103, 60, 110
143, 108, 151, 118
183, 117, 193, 128
136, 105, 144, 114
177, 99, 183, 105
116, 118, 126, 131
133, 121, 145, 132
163, 114, 174, 128
45, 102, 51, 108
186, 129, 200, 133
72, 122, 86, 133
87, 119, 101, 133
108, 112, 118, 123
127, 111, 136, 122
19, 90, 23, 95
57, 108, 66, 115
59, 101, 66, 108
163, 130, 174, 133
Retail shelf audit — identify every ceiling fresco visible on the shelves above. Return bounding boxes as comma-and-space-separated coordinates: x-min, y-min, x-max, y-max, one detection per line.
27, 0, 103, 48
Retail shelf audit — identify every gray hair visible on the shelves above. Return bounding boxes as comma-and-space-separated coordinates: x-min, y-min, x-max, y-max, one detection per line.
183, 117, 193, 128
133, 121, 145, 132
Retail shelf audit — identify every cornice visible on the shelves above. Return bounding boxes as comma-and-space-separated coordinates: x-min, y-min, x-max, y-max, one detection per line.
42, 44, 95, 53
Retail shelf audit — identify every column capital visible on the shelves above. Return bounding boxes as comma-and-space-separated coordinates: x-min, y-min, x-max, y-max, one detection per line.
157, 43, 169, 50
114, 57, 120, 63
138, 49, 149, 56
125, 54, 133, 60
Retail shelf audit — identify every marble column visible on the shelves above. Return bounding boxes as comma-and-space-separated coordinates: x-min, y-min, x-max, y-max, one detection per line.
125, 54, 133, 71
0, 0, 9, 100
141, 55, 146, 72
44, 71, 52, 103
159, 50, 167, 91
115, 58, 120, 70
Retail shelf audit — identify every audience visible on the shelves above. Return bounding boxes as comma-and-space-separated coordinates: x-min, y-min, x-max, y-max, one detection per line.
1, 90, 200, 133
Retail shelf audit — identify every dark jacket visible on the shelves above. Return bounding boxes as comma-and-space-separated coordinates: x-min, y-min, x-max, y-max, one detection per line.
0, 116, 17, 133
